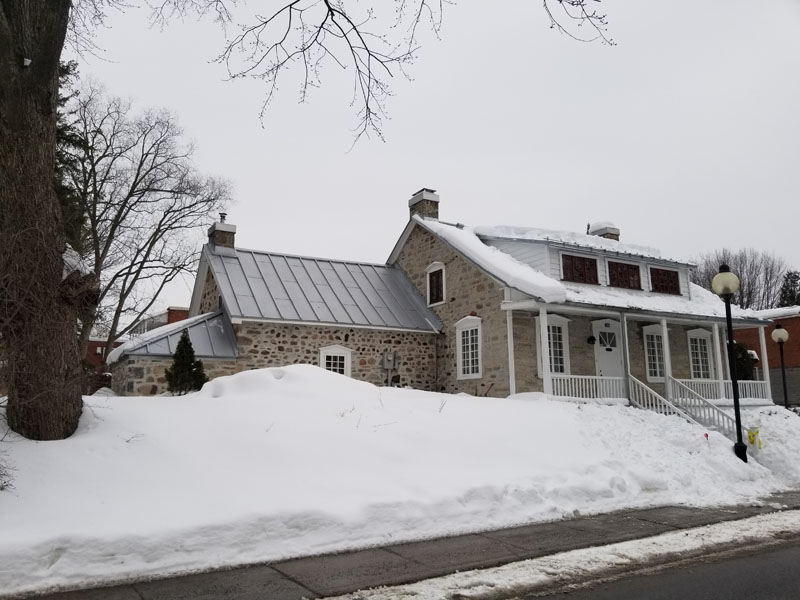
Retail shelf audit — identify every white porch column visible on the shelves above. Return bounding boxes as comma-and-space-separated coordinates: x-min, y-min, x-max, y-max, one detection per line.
506, 310, 516, 396
621, 313, 632, 399
661, 319, 673, 400
539, 305, 552, 395
713, 323, 726, 400
758, 326, 773, 401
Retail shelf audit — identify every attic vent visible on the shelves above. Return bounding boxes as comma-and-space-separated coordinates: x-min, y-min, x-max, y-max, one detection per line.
588, 222, 620, 241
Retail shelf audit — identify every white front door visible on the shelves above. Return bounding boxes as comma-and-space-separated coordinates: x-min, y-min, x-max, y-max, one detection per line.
592, 319, 623, 377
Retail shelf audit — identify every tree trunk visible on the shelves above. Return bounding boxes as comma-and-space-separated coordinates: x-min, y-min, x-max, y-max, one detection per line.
0, 1, 86, 440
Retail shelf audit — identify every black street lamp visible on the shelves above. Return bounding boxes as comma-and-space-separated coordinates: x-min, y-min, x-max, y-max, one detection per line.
771, 323, 790, 409
712, 264, 747, 463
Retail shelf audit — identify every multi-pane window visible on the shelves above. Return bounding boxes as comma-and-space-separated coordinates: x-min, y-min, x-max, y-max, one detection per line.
608, 261, 641, 290
562, 254, 599, 284
456, 316, 481, 379
644, 332, 665, 380
650, 268, 680, 295
548, 325, 566, 373
428, 268, 444, 304
688, 331, 713, 379
319, 345, 352, 377
324, 354, 346, 375
460, 327, 480, 376
536, 315, 571, 377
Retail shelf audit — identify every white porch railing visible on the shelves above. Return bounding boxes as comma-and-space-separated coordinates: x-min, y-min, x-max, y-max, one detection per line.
551, 375, 627, 399
675, 379, 770, 400
668, 378, 742, 441
628, 376, 699, 423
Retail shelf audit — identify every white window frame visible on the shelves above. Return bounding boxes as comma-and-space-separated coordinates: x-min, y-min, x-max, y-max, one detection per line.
647, 264, 682, 295
534, 314, 572, 377
687, 328, 714, 380
455, 315, 482, 380
559, 251, 600, 285
426, 261, 446, 307
606, 258, 643, 290
319, 344, 352, 377
642, 323, 665, 383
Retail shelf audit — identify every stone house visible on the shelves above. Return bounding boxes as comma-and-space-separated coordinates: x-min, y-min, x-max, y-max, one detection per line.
110, 189, 777, 420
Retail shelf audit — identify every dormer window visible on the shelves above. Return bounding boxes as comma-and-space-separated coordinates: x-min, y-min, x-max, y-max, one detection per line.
608, 261, 641, 290
562, 254, 598, 284
426, 262, 445, 306
650, 267, 680, 295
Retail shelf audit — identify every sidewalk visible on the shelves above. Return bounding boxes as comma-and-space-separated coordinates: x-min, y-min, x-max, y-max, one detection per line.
27, 490, 800, 600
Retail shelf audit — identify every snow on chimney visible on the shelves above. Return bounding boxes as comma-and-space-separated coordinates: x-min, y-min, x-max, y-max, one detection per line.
208, 212, 236, 248
409, 188, 439, 220
588, 222, 620, 241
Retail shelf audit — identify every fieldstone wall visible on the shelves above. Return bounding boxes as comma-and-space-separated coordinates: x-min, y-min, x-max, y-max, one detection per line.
198, 269, 220, 314
511, 312, 539, 393
394, 225, 510, 396
111, 356, 238, 396
234, 323, 437, 389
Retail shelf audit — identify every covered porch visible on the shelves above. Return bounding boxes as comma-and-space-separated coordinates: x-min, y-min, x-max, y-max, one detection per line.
501, 298, 773, 405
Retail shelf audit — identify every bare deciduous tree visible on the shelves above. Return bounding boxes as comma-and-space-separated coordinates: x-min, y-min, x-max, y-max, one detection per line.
62, 84, 230, 363
0, 0, 610, 440
691, 248, 788, 310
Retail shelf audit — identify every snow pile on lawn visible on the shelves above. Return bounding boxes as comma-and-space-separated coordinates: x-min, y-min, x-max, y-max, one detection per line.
1, 365, 799, 596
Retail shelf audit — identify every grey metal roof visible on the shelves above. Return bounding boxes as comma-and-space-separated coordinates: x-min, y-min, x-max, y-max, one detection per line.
205, 245, 442, 333
111, 311, 238, 361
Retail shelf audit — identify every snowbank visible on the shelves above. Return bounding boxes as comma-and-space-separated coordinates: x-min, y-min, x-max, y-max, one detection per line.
1, 365, 799, 596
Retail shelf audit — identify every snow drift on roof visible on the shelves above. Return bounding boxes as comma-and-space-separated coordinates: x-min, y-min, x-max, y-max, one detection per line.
414, 217, 567, 303
755, 306, 800, 320
562, 281, 760, 320
471, 224, 690, 263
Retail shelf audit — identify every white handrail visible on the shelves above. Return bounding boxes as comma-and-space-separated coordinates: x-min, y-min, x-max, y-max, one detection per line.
668, 377, 743, 442
628, 376, 699, 425
676, 379, 770, 400
551, 375, 627, 399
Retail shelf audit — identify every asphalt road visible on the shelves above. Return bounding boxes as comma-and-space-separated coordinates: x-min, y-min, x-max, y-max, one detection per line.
532, 539, 800, 600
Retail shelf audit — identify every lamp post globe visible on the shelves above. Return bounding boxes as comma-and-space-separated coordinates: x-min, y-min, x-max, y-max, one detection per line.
713, 264, 747, 462
771, 323, 790, 409
711, 264, 740, 297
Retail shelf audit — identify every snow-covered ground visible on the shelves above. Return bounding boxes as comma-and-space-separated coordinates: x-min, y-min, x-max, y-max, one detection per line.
1, 364, 800, 597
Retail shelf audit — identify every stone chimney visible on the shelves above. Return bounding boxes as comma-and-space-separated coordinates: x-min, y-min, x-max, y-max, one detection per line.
208, 212, 236, 248
588, 222, 620, 241
409, 188, 439, 220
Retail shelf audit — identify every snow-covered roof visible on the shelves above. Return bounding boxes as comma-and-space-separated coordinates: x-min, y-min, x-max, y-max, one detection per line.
415, 218, 567, 303
413, 217, 761, 322
472, 224, 694, 266
107, 311, 237, 364
203, 245, 442, 333
754, 306, 800, 320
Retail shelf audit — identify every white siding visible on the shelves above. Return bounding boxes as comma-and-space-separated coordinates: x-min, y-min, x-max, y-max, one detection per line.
486, 240, 550, 273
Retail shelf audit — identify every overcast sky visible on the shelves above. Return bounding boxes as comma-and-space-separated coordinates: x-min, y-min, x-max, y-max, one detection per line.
78, 0, 800, 310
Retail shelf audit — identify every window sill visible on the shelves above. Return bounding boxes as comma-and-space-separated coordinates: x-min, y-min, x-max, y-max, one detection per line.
457, 373, 482, 381
428, 300, 445, 308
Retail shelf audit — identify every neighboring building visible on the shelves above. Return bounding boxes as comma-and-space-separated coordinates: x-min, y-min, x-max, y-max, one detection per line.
129, 307, 190, 336
109, 189, 776, 427
85, 337, 124, 372
736, 306, 800, 406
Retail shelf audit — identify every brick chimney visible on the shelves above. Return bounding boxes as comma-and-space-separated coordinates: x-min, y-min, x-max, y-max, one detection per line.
588, 222, 620, 241
409, 188, 439, 220
208, 212, 236, 248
